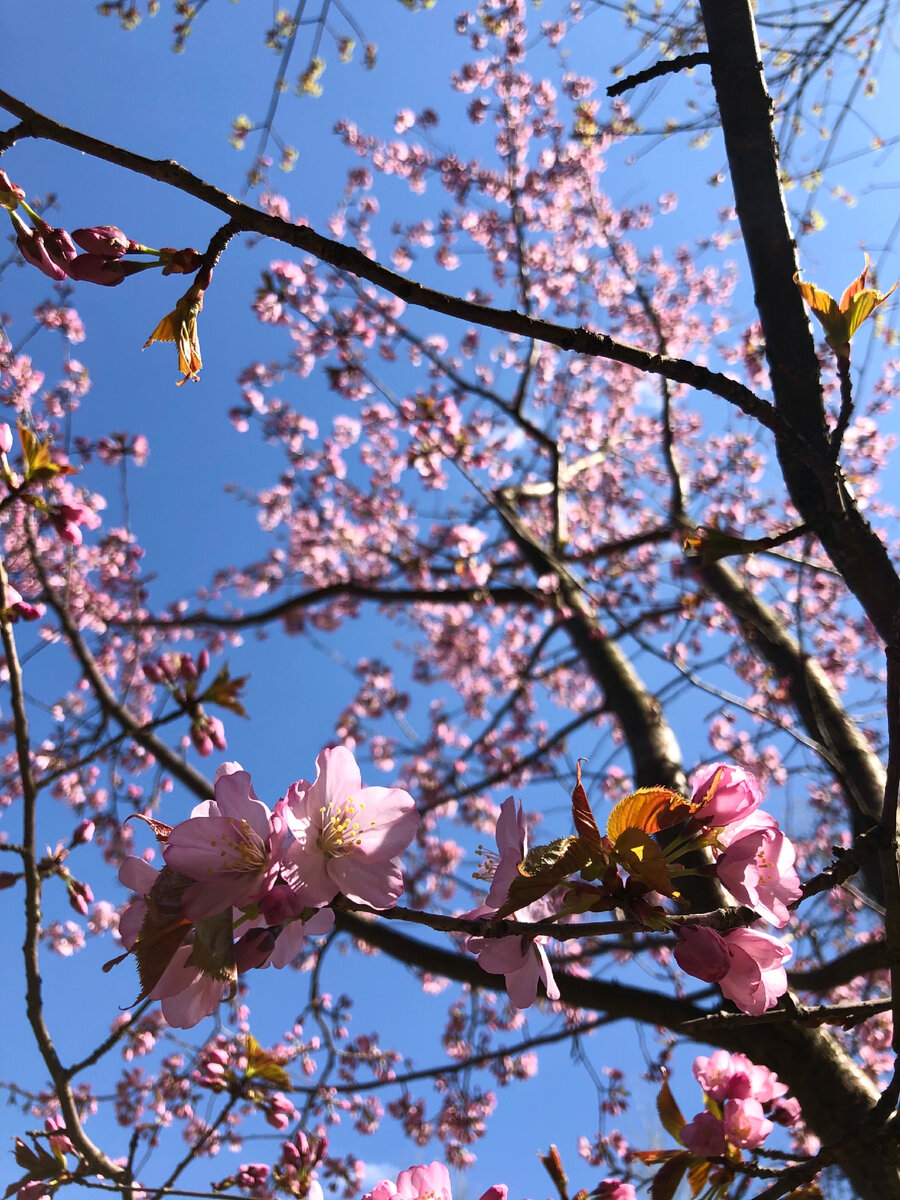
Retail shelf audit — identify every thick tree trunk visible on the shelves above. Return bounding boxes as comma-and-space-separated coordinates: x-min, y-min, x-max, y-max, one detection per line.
695, 4, 900, 1193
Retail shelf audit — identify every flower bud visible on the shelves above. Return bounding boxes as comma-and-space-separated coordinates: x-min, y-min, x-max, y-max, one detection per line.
72, 819, 95, 846
0, 169, 26, 211
160, 246, 205, 275
66, 253, 127, 286
66, 877, 94, 916
0, 423, 12, 455
72, 225, 134, 258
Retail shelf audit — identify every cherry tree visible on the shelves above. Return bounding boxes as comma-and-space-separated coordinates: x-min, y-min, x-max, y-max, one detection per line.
3, 1, 900, 1198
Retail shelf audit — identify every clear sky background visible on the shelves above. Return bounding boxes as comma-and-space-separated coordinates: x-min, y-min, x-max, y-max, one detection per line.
3, 2, 900, 1197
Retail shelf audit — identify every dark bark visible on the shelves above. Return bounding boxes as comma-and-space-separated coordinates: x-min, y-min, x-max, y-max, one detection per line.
699, 0, 900, 646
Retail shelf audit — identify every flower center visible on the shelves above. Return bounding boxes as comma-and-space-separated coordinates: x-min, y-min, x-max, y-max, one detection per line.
318, 796, 365, 858
214, 817, 268, 874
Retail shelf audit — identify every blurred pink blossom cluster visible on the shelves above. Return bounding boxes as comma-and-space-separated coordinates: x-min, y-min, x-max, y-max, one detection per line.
117, 746, 419, 1027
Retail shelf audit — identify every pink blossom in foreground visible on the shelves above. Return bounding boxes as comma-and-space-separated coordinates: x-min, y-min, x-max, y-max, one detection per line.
674, 925, 791, 1014
692, 1050, 787, 1105
363, 1161, 507, 1200
716, 815, 802, 927
283, 745, 419, 908
464, 797, 560, 1009
162, 762, 276, 920
593, 1182, 636, 1200
690, 762, 762, 828
680, 1109, 727, 1157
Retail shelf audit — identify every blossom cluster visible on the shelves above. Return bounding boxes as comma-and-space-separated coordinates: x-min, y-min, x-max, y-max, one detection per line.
674, 764, 801, 1015
117, 747, 419, 1027
462, 763, 800, 1018
680, 1051, 801, 1159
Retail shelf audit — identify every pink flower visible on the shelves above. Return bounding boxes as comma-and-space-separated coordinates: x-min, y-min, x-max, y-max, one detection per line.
692, 1050, 787, 1105
467, 916, 560, 1009
716, 820, 801, 927
593, 1184, 636, 1200
0, 169, 25, 211
690, 762, 762, 828
363, 1162, 506, 1200
282, 746, 419, 909
163, 762, 276, 920
464, 796, 560, 1009
719, 926, 791, 1015
675, 925, 791, 1014
723, 1097, 773, 1149
680, 1109, 727, 1157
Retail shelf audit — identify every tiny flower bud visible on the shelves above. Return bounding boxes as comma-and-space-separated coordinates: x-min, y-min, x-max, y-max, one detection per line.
66, 877, 94, 916
66, 253, 127, 286
0, 423, 12, 454
72, 224, 133, 258
72, 819, 95, 846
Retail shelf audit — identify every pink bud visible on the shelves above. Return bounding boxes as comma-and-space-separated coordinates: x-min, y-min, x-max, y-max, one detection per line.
16, 222, 74, 281
72, 225, 134, 258
0, 423, 12, 454
72, 819, 95, 846
197, 648, 210, 673
66, 253, 127, 286
180, 655, 199, 681
674, 926, 731, 983
67, 878, 94, 916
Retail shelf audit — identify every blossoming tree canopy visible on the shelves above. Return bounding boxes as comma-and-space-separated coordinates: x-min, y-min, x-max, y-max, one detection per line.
5, 0, 900, 1197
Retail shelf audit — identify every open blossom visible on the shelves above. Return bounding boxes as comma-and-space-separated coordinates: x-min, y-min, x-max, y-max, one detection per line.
117, 857, 232, 1029
364, 1161, 506, 1200
162, 762, 276, 920
282, 745, 419, 909
693, 1050, 787, 1105
464, 796, 559, 1010
674, 925, 791, 1015
716, 813, 802, 927
690, 762, 762, 828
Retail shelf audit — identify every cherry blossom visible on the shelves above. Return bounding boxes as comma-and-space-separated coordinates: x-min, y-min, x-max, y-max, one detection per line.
716, 814, 802, 927
364, 1161, 507, 1200
690, 763, 762, 829
674, 925, 791, 1014
162, 762, 277, 921
282, 745, 419, 909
